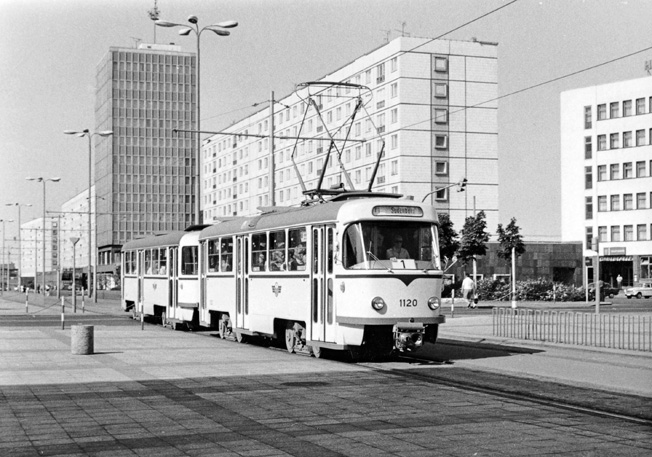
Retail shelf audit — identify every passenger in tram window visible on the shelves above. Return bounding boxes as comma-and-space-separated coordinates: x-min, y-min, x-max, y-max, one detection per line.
253, 253, 266, 271
386, 235, 410, 260
271, 250, 286, 271
221, 256, 231, 272
289, 243, 306, 270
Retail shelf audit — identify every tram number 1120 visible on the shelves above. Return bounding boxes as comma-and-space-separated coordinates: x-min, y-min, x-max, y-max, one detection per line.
399, 299, 417, 307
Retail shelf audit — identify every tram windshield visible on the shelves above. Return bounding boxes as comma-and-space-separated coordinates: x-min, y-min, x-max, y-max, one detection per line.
343, 221, 441, 270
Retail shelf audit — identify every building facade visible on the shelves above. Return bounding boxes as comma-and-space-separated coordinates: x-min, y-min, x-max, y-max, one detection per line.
19, 217, 59, 289
202, 37, 499, 231
561, 77, 652, 287
59, 187, 94, 276
94, 43, 197, 275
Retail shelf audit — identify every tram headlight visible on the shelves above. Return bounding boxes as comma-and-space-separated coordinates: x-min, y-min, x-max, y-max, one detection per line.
371, 296, 386, 311
427, 296, 441, 310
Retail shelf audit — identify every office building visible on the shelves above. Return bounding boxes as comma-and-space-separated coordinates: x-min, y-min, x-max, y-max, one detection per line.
20, 217, 59, 289
561, 77, 652, 286
202, 37, 499, 231
94, 43, 197, 276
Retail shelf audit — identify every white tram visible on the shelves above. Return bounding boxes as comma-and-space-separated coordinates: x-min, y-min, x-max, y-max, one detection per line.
198, 193, 445, 357
122, 227, 204, 329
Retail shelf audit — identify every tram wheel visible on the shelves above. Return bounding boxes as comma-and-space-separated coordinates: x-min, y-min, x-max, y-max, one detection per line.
218, 319, 229, 339
310, 346, 324, 358
285, 328, 297, 354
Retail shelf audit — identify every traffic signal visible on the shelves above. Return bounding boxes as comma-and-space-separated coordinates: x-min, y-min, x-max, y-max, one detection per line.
457, 178, 467, 192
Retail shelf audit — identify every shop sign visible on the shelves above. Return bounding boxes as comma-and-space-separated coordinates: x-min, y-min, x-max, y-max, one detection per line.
604, 247, 626, 256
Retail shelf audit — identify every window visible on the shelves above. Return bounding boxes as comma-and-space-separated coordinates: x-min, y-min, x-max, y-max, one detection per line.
624, 225, 634, 241
610, 194, 620, 211
391, 108, 398, 124
434, 134, 448, 149
610, 133, 619, 149
435, 83, 448, 98
637, 130, 645, 146
598, 195, 607, 212
611, 226, 621, 242
623, 193, 633, 210
598, 226, 607, 242
584, 106, 592, 129
597, 135, 606, 151
585, 166, 592, 189
181, 246, 198, 275
597, 165, 607, 181
586, 226, 593, 250
376, 62, 385, 83
636, 98, 645, 115
391, 82, 398, 98
638, 225, 647, 241
584, 136, 592, 159
610, 164, 619, 180
390, 56, 398, 72
435, 188, 447, 201
623, 162, 633, 179
391, 160, 398, 176
637, 192, 646, 209
435, 161, 448, 175
585, 196, 593, 220
434, 56, 448, 72
434, 108, 448, 124
623, 100, 632, 117
623, 131, 632, 148
597, 104, 606, 120
610, 102, 619, 118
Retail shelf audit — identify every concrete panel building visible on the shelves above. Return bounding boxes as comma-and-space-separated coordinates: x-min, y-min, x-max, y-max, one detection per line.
202, 37, 499, 230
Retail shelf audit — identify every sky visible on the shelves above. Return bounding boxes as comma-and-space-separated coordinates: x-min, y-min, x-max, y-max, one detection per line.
1, 0, 651, 246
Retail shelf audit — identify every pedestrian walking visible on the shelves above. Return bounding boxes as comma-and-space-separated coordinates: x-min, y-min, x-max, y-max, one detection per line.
617, 274, 623, 289
461, 273, 475, 308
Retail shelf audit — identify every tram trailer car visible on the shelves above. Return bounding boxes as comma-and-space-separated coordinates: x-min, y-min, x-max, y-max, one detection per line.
122, 228, 204, 329
198, 194, 446, 358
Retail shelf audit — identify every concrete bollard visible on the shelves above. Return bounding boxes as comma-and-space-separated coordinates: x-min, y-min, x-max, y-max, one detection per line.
71, 325, 94, 355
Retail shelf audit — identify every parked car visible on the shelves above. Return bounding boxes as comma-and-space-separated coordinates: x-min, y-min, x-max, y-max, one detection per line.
624, 282, 652, 299
587, 281, 619, 299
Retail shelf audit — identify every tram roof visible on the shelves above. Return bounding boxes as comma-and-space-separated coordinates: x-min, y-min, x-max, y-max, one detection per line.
200, 195, 429, 240
122, 231, 188, 251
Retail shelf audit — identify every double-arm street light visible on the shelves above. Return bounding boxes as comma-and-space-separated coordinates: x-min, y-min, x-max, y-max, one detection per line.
155, 15, 237, 225
26, 177, 60, 297
0, 218, 14, 294
64, 129, 113, 302
5, 202, 32, 289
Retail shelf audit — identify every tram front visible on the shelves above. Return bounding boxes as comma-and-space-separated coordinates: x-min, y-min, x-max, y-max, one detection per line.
335, 200, 446, 355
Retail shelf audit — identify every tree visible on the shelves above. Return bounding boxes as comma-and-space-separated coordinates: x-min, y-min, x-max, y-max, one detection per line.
496, 217, 526, 263
458, 210, 490, 265
437, 213, 460, 265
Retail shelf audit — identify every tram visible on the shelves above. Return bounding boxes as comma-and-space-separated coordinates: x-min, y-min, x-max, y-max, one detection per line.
121, 192, 446, 358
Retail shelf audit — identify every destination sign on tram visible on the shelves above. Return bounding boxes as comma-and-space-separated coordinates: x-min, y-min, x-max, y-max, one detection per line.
372, 206, 423, 217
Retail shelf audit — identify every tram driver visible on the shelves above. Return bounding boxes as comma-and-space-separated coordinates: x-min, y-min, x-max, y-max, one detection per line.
386, 235, 410, 260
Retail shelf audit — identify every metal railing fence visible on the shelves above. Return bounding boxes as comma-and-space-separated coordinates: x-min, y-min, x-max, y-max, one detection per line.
492, 308, 652, 352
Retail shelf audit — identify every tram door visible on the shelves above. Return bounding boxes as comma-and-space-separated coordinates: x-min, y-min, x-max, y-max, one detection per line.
198, 242, 207, 325
169, 247, 178, 320
137, 250, 144, 313
235, 236, 249, 330
311, 226, 336, 343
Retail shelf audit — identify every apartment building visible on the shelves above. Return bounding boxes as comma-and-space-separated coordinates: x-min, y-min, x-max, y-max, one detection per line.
202, 36, 499, 231
561, 76, 652, 286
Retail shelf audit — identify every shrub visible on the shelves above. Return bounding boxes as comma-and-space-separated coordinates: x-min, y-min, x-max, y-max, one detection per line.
467, 278, 585, 302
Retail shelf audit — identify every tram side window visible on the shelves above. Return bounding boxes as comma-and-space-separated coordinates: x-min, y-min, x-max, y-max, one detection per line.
269, 230, 287, 271
145, 249, 152, 274
124, 252, 133, 275
288, 228, 306, 271
221, 237, 233, 272
252, 233, 267, 271
152, 248, 160, 274
181, 246, 198, 275
159, 249, 167, 275
207, 240, 219, 272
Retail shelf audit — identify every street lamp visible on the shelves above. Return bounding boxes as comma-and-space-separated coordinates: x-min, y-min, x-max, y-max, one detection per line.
0, 219, 14, 294
4, 203, 31, 290
25, 177, 60, 299
64, 129, 113, 303
421, 178, 467, 202
156, 15, 237, 225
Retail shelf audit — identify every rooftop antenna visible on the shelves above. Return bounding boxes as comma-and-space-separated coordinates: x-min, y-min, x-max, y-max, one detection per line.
148, 0, 160, 43
381, 29, 391, 43
130, 37, 142, 48
395, 21, 410, 37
